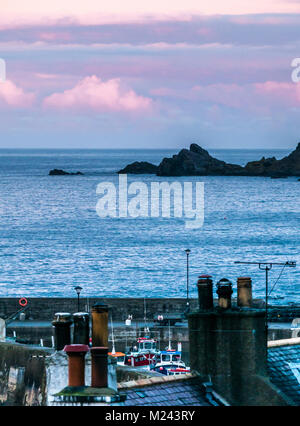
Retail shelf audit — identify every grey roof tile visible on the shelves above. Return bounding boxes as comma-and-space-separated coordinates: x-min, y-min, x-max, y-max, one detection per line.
268, 345, 300, 405
123, 377, 217, 406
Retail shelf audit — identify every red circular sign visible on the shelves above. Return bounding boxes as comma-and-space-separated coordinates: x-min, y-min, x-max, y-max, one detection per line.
19, 297, 28, 307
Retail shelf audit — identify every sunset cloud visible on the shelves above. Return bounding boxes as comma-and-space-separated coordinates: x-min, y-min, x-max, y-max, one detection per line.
0, 80, 35, 108
43, 75, 152, 113
152, 81, 300, 111
2, 1, 300, 29
1, 2, 300, 149
2, 15, 300, 47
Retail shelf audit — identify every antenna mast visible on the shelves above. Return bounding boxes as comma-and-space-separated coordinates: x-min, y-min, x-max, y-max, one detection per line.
234, 261, 296, 331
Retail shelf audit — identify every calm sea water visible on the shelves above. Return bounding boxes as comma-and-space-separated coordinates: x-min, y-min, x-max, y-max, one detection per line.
0, 149, 299, 304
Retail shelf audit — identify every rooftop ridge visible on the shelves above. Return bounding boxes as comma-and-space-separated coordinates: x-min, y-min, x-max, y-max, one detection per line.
268, 337, 300, 348
117, 371, 199, 389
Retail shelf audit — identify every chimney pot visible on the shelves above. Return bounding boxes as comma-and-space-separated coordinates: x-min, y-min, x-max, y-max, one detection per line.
91, 346, 108, 388
237, 277, 253, 307
52, 312, 73, 351
197, 275, 214, 310
91, 303, 109, 347
64, 344, 89, 387
73, 312, 90, 345
216, 278, 233, 309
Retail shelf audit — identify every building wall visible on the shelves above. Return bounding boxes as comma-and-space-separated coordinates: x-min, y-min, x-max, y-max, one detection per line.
0, 342, 48, 405
0, 342, 117, 406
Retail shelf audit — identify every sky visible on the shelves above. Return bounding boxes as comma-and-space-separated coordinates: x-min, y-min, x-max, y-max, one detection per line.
1, 1, 300, 149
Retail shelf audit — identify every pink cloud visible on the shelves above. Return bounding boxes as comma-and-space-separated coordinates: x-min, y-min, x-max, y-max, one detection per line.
2, 1, 300, 29
254, 81, 300, 107
43, 75, 152, 113
0, 80, 35, 108
38, 31, 72, 42
152, 81, 300, 111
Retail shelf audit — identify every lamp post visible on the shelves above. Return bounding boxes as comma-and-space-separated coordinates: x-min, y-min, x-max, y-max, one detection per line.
185, 249, 191, 313
74, 286, 83, 312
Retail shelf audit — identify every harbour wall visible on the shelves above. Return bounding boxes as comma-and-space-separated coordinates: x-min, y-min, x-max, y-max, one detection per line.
0, 297, 198, 321
0, 297, 266, 322
0, 296, 298, 322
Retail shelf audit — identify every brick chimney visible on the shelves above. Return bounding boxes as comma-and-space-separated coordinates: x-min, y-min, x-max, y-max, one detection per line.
54, 302, 125, 405
188, 275, 269, 406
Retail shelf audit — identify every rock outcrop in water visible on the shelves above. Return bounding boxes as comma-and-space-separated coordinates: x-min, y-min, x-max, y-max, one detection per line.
157, 144, 244, 176
118, 142, 300, 177
49, 169, 84, 176
244, 142, 300, 177
118, 161, 158, 174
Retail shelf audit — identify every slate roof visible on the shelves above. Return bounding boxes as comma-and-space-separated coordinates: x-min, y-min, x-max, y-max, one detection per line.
118, 374, 220, 406
268, 341, 300, 406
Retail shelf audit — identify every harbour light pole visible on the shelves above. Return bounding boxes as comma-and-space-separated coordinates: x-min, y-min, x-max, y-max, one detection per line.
74, 286, 83, 312
185, 249, 191, 313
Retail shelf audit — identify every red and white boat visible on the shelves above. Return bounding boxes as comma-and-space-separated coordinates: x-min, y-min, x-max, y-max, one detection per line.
124, 337, 160, 368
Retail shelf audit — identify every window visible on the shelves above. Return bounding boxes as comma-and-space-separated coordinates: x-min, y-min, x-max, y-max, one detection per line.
162, 354, 171, 361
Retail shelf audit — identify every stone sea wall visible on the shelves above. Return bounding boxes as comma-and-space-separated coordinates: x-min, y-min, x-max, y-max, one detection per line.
0, 297, 199, 322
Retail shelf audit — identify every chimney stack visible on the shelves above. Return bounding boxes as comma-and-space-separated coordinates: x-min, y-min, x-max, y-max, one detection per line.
237, 277, 252, 307
91, 303, 108, 347
64, 344, 89, 387
188, 275, 268, 406
216, 278, 233, 309
197, 275, 213, 310
52, 313, 73, 351
73, 312, 90, 345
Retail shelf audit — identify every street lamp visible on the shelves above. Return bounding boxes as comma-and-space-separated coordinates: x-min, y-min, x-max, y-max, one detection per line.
185, 249, 191, 313
74, 286, 83, 312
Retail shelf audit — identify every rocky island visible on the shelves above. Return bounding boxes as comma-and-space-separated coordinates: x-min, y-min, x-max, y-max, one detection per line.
49, 169, 84, 176
118, 161, 158, 174
118, 143, 300, 177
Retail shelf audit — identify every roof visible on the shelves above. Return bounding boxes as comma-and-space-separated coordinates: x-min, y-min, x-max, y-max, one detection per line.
268, 338, 300, 406
160, 351, 181, 355
118, 373, 223, 406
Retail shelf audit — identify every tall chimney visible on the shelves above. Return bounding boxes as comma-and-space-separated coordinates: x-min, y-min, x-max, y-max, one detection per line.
52, 313, 73, 351
237, 277, 252, 307
216, 278, 233, 309
91, 347, 108, 388
188, 276, 268, 406
64, 344, 89, 387
91, 303, 108, 347
197, 275, 213, 310
73, 312, 90, 345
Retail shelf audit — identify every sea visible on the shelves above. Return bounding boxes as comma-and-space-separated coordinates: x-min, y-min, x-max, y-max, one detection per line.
0, 148, 299, 304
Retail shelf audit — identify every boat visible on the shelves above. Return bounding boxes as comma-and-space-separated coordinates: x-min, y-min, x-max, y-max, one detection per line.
108, 314, 126, 366
124, 336, 160, 368
108, 351, 126, 365
152, 365, 190, 376
150, 349, 190, 375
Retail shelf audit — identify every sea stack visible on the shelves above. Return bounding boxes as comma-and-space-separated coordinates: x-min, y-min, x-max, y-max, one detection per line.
118, 142, 300, 177
49, 169, 84, 176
